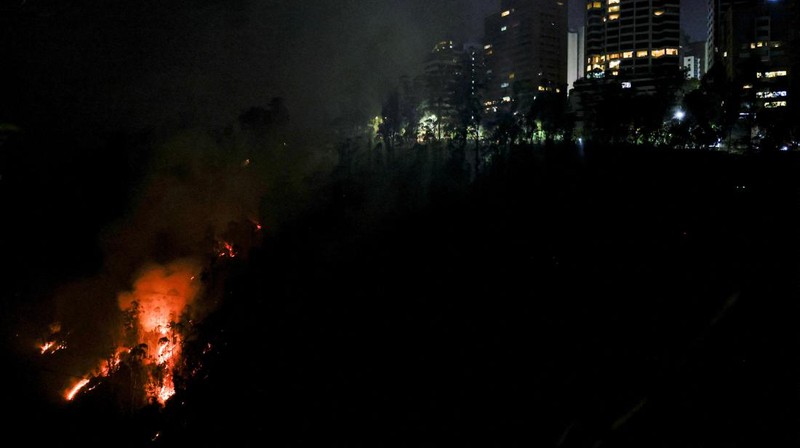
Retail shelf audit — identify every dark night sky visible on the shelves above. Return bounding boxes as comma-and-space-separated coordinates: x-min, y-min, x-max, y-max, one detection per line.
1, 0, 707, 132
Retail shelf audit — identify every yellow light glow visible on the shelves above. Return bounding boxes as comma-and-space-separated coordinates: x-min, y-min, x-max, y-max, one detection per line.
501, 10, 511, 17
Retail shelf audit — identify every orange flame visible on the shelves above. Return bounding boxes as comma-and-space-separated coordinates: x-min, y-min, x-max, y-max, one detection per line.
65, 378, 91, 401
39, 341, 54, 354
115, 260, 201, 405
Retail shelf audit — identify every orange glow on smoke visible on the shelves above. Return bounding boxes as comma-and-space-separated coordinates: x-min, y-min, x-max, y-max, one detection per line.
65, 378, 91, 401
62, 260, 202, 406
116, 260, 201, 405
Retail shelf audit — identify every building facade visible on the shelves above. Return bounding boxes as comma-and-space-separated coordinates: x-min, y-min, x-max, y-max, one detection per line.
683, 55, 702, 79
716, 0, 792, 147
584, 0, 680, 79
568, 27, 586, 91
483, 0, 568, 112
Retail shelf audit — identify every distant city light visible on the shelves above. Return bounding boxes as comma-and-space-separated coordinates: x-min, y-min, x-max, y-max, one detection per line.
673, 110, 685, 121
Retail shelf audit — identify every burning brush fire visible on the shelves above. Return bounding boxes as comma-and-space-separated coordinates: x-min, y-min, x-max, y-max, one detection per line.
60, 260, 203, 405
48, 218, 263, 406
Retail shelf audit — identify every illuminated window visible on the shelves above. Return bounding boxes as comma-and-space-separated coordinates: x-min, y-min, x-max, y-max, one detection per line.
484, 44, 492, 50
501, 82, 510, 88
756, 90, 788, 98
764, 101, 787, 108
743, 84, 753, 89
608, 0, 620, 3
501, 25, 507, 31
609, 60, 621, 68
651, 49, 665, 58
750, 43, 756, 49
486, 50, 493, 55
608, 5, 620, 12
654, 9, 665, 16
538, 86, 546, 91
503, 96, 512, 102
623, 51, 634, 58
621, 81, 632, 89
665, 48, 678, 56
556, 88, 561, 93
636, 50, 648, 58
608, 53, 620, 60
594, 1, 601, 8
501, 10, 511, 17
611, 71, 619, 76
509, 73, 515, 79
758, 71, 788, 78
608, 13, 619, 20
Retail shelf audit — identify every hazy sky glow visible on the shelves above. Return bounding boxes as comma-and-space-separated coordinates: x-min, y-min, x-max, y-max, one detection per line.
1, 0, 708, 132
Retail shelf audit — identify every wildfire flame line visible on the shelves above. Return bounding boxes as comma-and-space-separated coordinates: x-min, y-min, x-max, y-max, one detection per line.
65, 378, 91, 401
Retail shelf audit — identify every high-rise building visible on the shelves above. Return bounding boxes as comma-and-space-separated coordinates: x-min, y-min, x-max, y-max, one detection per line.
568, 27, 586, 91
683, 55, 702, 79
415, 41, 484, 140
584, 0, 680, 79
483, 0, 568, 112
705, 0, 715, 73
570, 0, 683, 139
715, 0, 791, 146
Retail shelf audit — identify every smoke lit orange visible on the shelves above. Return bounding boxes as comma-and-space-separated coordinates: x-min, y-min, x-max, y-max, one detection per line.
117, 260, 201, 405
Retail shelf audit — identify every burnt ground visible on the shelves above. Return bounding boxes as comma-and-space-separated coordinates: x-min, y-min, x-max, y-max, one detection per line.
2, 136, 800, 447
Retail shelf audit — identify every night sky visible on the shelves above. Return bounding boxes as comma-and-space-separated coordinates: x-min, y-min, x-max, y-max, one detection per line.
2, 0, 707, 133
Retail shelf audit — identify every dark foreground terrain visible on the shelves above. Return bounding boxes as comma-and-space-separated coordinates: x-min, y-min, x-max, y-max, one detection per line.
2, 134, 799, 446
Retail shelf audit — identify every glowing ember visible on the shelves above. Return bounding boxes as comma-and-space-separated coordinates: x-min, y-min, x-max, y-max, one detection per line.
39, 341, 54, 354
217, 241, 237, 258
65, 378, 91, 401
39, 322, 67, 355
